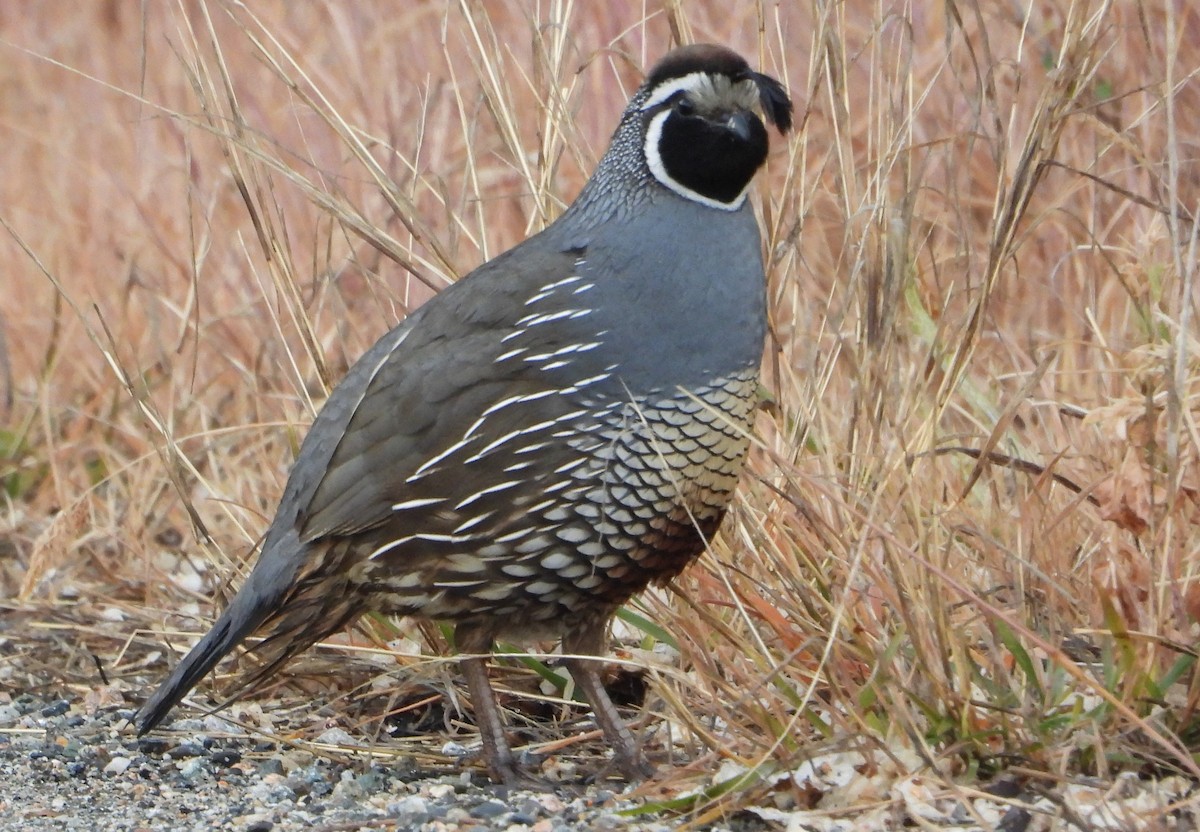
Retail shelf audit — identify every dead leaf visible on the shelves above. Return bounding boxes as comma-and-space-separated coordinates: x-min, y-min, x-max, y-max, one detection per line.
1095, 447, 1153, 535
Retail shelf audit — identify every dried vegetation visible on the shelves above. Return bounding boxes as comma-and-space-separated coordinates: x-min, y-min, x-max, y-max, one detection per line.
2, 0, 1200, 825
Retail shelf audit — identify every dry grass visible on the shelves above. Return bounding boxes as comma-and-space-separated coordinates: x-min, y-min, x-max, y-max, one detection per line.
3, 0, 1200, 824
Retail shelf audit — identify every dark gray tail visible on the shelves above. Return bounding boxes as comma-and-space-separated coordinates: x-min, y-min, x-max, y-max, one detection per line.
135, 585, 276, 735
135, 530, 362, 734
135, 529, 308, 734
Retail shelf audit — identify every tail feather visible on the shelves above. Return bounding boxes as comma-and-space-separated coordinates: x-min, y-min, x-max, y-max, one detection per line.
222, 596, 361, 701
135, 589, 275, 735
136, 527, 305, 735
136, 531, 362, 735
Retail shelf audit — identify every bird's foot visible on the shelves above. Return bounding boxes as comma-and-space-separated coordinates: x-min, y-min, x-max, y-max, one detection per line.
582, 748, 656, 785
466, 745, 553, 789
618, 752, 656, 783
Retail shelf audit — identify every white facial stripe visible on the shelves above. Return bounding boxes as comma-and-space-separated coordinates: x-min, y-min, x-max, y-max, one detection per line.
643, 110, 747, 211
641, 72, 710, 111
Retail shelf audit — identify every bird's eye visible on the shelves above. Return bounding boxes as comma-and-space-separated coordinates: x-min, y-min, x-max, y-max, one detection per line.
674, 96, 696, 116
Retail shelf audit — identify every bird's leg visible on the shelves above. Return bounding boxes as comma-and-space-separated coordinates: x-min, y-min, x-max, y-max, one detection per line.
563, 626, 655, 781
458, 654, 522, 785
455, 624, 524, 785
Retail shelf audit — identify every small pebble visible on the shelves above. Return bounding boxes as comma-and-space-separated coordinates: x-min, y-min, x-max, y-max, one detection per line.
315, 727, 356, 746
470, 799, 509, 819
441, 740, 471, 758
211, 749, 242, 767
104, 756, 132, 775
444, 806, 472, 824
389, 794, 430, 817
202, 714, 243, 734
427, 782, 456, 800
41, 699, 71, 717
356, 766, 385, 792
178, 758, 205, 779
258, 758, 285, 777
248, 773, 295, 805
330, 777, 364, 806
172, 741, 205, 758
997, 807, 1033, 832
168, 718, 206, 732
138, 737, 171, 756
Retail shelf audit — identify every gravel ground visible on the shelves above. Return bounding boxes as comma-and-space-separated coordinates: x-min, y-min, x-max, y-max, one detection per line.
4, 605, 1200, 831
7, 687, 1200, 832
0, 691, 683, 832
0, 602, 736, 831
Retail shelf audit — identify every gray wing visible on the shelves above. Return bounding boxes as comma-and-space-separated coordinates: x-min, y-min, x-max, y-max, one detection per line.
266, 241, 608, 546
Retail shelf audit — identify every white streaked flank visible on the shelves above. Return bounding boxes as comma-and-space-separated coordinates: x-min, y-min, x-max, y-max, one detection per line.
454, 479, 526, 510
407, 434, 476, 481
453, 511, 497, 534
494, 526, 537, 543
553, 458, 588, 475
392, 496, 447, 511
411, 532, 486, 543
434, 579, 487, 589
472, 583, 518, 601
514, 309, 583, 328
539, 275, 585, 291
556, 526, 593, 544
558, 372, 613, 395
523, 342, 601, 363
464, 409, 588, 463
481, 388, 556, 416
368, 536, 411, 561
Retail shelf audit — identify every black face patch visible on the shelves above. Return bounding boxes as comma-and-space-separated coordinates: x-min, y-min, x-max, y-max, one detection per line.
654, 106, 770, 204
640, 44, 792, 207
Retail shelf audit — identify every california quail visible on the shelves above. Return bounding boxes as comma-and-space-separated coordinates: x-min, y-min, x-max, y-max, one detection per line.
136, 43, 792, 784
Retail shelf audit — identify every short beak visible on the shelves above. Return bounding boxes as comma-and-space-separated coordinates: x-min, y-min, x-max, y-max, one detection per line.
724, 111, 753, 141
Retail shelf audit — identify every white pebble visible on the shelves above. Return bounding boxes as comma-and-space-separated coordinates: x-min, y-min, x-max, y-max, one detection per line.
440, 741, 470, 758
104, 756, 132, 775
